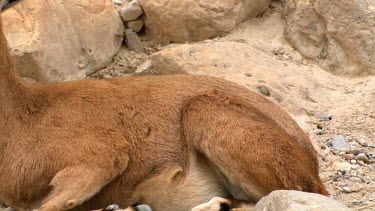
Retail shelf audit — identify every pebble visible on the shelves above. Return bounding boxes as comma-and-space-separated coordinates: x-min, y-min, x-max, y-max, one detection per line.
342, 186, 351, 193
343, 154, 355, 160
358, 137, 367, 146
245, 73, 253, 77
126, 19, 144, 32
316, 114, 332, 120
120, 0, 144, 22
355, 153, 369, 163
112, 0, 125, 4
347, 148, 364, 155
125, 29, 144, 52
332, 160, 352, 172
350, 159, 357, 164
349, 177, 362, 183
106, 204, 120, 210
332, 135, 350, 151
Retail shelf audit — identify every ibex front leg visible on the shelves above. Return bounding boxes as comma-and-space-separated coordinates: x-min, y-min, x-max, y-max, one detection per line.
34, 164, 126, 211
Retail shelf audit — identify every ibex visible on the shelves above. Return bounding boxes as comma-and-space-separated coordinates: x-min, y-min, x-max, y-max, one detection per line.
0, 0, 327, 210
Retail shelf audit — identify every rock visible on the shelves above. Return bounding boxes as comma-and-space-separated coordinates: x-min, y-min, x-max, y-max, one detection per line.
139, 0, 272, 44
332, 160, 351, 172
332, 135, 350, 151
254, 190, 353, 211
2, 0, 124, 82
106, 204, 120, 210
126, 19, 144, 32
350, 160, 357, 164
347, 148, 364, 155
355, 153, 369, 163
344, 154, 355, 160
358, 137, 367, 146
257, 86, 272, 97
125, 29, 144, 52
283, 0, 375, 76
316, 114, 332, 120
342, 186, 351, 193
349, 177, 363, 183
112, 0, 125, 5
120, 0, 143, 22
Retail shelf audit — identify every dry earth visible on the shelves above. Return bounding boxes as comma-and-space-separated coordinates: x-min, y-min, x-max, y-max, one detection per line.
93, 3, 375, 210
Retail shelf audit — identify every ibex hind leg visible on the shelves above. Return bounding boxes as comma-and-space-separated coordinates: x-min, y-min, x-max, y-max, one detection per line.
182, 93, 328, 202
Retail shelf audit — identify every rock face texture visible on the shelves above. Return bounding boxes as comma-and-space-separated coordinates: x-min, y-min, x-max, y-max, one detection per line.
283, 0, 375, 76
139, 0, 271, 44
2, 0, 124, 82
254, 190, 353, 211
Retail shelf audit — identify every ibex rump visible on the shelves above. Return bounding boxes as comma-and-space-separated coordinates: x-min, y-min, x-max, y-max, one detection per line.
0, 1, 327, 210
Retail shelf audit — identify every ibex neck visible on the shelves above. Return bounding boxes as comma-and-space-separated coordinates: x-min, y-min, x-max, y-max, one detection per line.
0, 16, 32, 115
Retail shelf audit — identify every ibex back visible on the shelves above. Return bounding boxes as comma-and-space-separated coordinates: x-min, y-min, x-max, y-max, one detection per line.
0, 1, 327, 210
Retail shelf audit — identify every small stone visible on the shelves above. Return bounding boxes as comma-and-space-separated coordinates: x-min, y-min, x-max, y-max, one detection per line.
257, 86, 271, 97
317, 124, 323, 129
358, 137, 367, 146
347, 148, 364, 155
126, 19, 144, 32
316, 114, 332, 120
135, 205, 152, 211
350, 159, 357, 164
106, 204, 120, 211
245, 73, 253, 77
112, 0, 125, 4
342, 186, 351, 193
332, 160, 352, 172
120, 0, 144, 21
343, 154, 355, 160
332, 135, 350, 151
355, 153, 369, 162
349, 177, 362, 183
125, 29, 144, 52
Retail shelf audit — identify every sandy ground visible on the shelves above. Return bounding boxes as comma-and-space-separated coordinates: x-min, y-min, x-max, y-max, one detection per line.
93, 2, 375, 210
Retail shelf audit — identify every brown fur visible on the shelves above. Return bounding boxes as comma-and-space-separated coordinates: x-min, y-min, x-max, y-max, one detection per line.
0, 13, 327, 211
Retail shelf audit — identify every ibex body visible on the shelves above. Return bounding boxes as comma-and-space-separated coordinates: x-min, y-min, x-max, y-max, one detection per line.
0, 1, 327, 210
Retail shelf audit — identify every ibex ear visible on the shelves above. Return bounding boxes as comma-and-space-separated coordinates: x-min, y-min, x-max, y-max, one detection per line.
1, 0, 22, 13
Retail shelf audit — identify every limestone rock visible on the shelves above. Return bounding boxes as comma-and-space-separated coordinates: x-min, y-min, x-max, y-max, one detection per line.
2, 0, 124, 82
120, 0, 144, 22
127, 19, 144, 32
139, 0, 271, 44
125, 29, 143, 52
254, 190, 353, 211
283, 0, 375, 76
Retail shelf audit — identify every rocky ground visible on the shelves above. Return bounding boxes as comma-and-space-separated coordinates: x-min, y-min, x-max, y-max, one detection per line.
90, 2, 375, 210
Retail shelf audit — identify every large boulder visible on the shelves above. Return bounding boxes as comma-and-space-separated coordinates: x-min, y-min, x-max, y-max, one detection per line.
139, 0, 271, 44
2, 0, 124, 82
283, 0, 375, 76
254, 190, 353, 211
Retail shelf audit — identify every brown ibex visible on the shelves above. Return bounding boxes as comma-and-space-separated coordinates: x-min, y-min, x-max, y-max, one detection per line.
0, 1, 327, 210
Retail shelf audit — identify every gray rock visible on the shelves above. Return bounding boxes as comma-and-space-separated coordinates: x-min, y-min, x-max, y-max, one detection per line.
254, 190, 353, 211
120, 0, 144, 22
316, 114, 332, 120
125, 29, 144, 52
332, 135, 350, 150
355, 153, 369, 163
106, 204, 120, 210
126, 19, 144, 32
